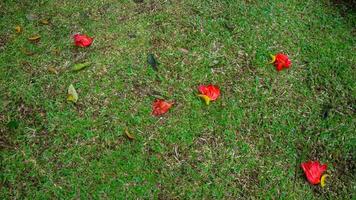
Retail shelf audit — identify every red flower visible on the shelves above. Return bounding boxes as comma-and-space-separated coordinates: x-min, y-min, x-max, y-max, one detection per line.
73, 34, 93, 47
198, 84, 220, 105
301, 161, 327, 185
152, 99, 173, 116
270, 53, 291, 71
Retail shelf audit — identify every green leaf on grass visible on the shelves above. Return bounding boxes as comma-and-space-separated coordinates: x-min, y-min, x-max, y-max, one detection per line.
72, 62, 91, 71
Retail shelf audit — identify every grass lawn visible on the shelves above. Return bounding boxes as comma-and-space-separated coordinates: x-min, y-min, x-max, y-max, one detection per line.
1, 0, 355, 199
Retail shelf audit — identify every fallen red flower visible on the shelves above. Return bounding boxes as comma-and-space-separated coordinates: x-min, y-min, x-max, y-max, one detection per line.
301, 161, 327, 185
198, 84, 220, 105
152, 99, 173, 116
73, 34, 93, 47
270, 53, 291, 71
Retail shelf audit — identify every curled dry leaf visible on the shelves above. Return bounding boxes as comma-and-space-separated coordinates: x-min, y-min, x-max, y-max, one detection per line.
67, 84, 78, 103
48, 67, 58, 74
15, 26, 22, 33
179, 48, 189, 54
40, 19, 49, 25
28, 35, 41, 42
21, 48, 35, 56
125, 128, 135, 140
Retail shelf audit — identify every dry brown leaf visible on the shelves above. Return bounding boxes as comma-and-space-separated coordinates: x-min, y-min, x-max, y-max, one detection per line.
48, 67, 58, 74
52, 48, 60, 55
21, 48, 35, 56
15, 26, 22, 33
28, 35, 41, 42
125, 128, 135, 140
40, 19, 49, 25
179, 48, 189, 54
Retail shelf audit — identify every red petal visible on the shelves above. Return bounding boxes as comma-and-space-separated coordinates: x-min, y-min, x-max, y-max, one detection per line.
284, 59, 292, 68
273, 53, 291, 70
198, 84, 220, 101
301, 161, 328, 185
276, 63, 283, 71
73, 34, 93, 47
152, 99, 173, 116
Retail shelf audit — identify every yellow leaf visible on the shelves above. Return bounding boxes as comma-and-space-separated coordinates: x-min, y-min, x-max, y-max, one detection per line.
28, 35, 41, 41
48, 67, 58, 74
269, 54, 276, 64
67, 84, 78, 103
320, 174, 329, 188
15, 26, 22, 33
40, 19, 49, 25
198, 94, 211, 105
125, 128, 135, 140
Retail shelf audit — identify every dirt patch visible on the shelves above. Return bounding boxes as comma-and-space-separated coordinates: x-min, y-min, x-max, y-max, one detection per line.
135, 0, 163, 14
328, 0, 356, 19
331, 0, 356, 10
235, 168, 260, 197
0, 99, 48, 148
326, 152, 355, 198
0, 34, 9, 52
16, 99, 47, 126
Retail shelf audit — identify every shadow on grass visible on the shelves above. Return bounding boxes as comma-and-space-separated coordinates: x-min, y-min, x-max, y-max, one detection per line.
329, 0, 356, 16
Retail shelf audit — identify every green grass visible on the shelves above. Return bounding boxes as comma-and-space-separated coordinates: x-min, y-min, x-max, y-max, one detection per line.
1, 0, 355, 199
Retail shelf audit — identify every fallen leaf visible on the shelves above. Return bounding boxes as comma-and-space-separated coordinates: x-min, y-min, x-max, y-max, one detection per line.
179, 48, 189, 54
125, 128, 135, 140
40, 19, 49, 25
52, 48, 60, 55
48, 67, 58, 74
21, 48, 35, 56
67, 84, 78, 103
26, 13, 38, 21
28, 35, 41, 42
147, 53, 159, 71
39, 111, 46, 118
72, 62, 91, 71
15, 26, 22, 33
